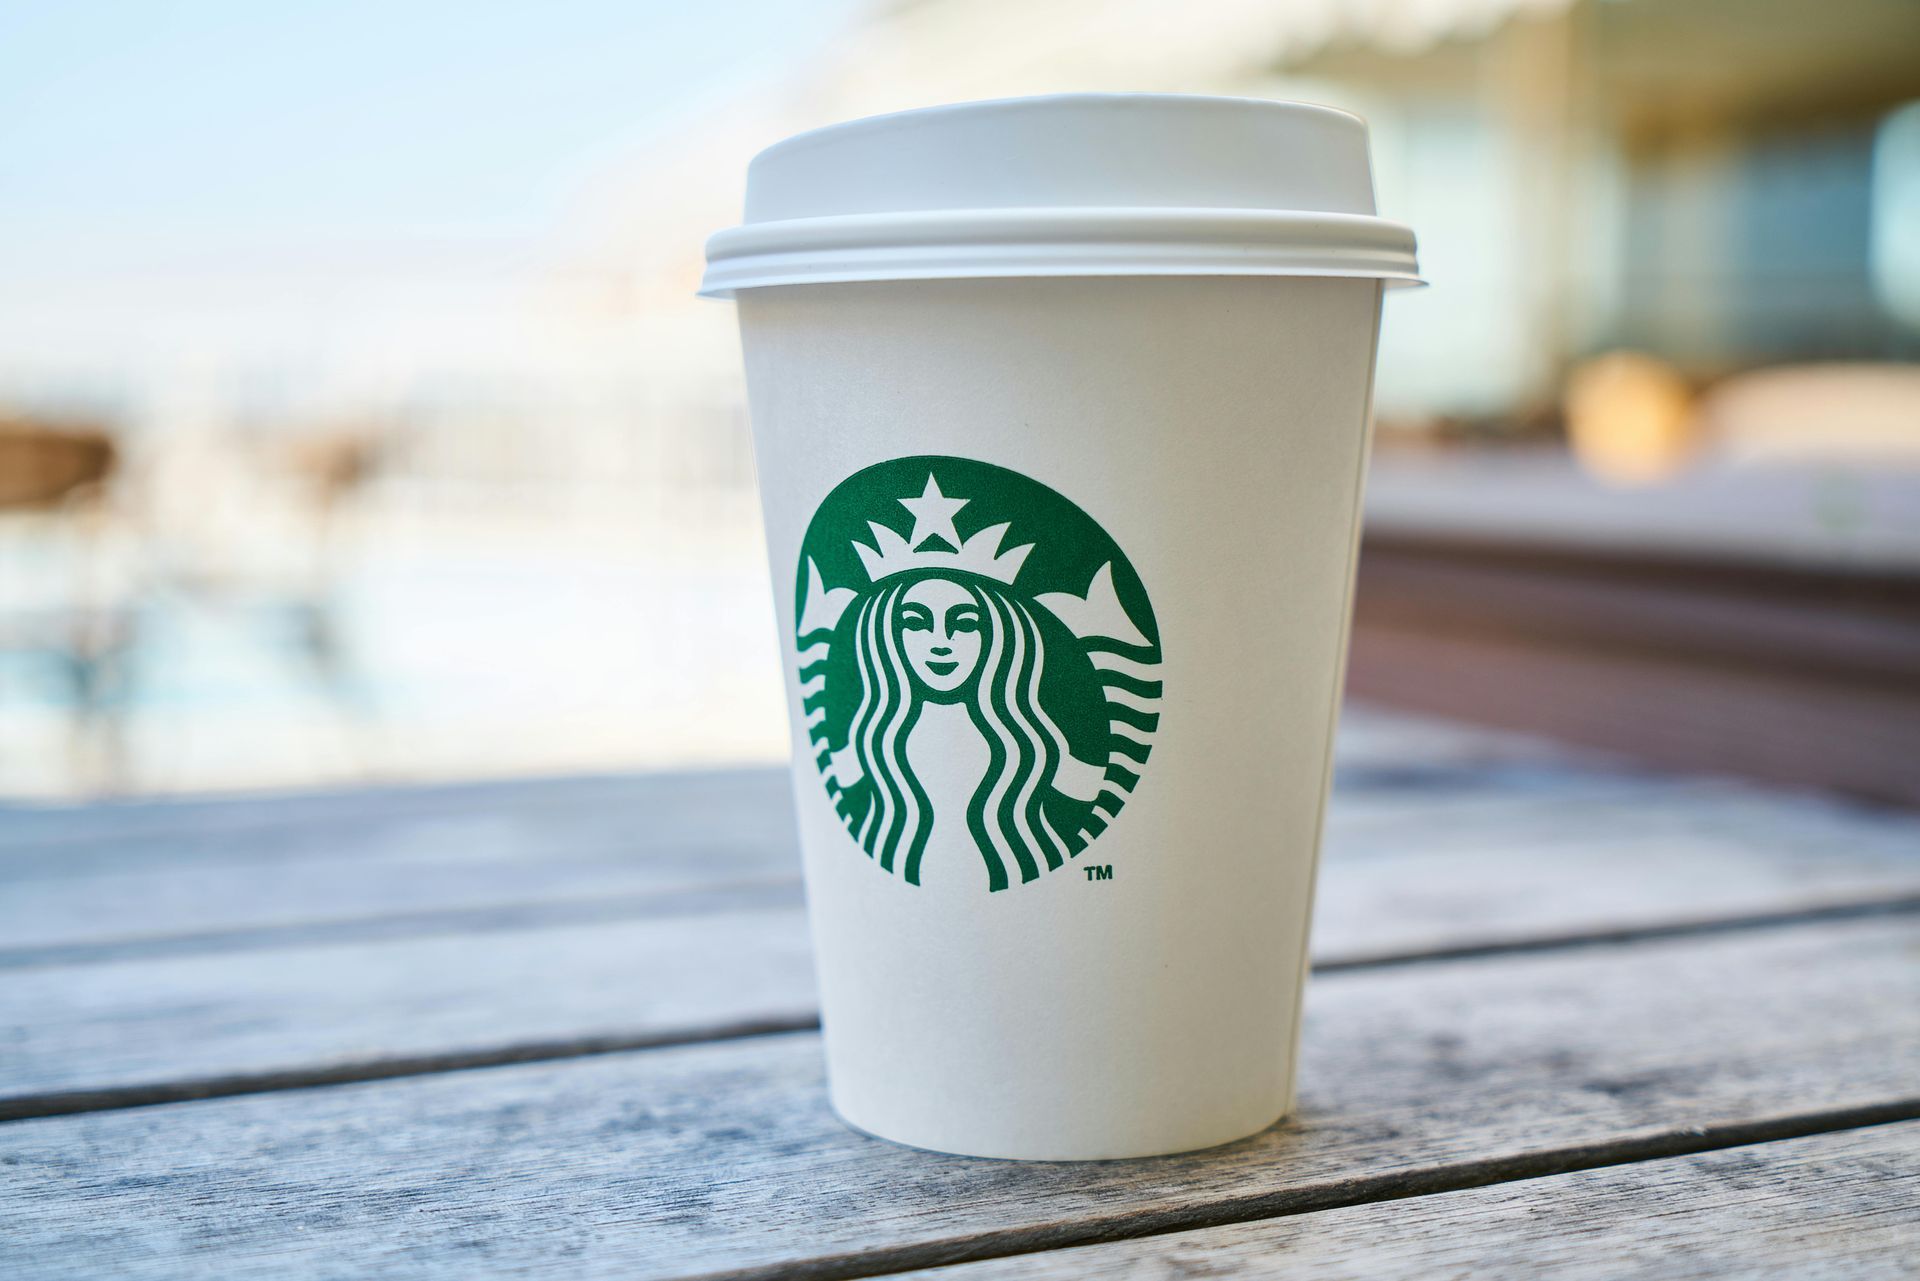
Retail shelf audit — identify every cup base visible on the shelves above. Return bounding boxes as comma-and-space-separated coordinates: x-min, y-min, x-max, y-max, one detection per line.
828, 1097, 1293, 1162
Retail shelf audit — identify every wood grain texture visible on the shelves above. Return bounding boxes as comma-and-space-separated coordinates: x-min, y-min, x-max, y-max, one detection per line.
6, 758, 1918, 1110
2, 919, 1915, 1280
0, 710, 1522, 853
0, 768, 804, 957
8, 756, 1911, 965
0, 906, 819, 1111
5, 774, 1916, 1108
0, 712, 1608, 956
897, 1122, 1920, 1280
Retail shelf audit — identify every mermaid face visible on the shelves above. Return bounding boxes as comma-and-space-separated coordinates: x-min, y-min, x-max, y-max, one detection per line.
896, 577, 983, 695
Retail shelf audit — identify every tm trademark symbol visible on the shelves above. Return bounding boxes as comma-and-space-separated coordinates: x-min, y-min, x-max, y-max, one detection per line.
1083, 865, 1113, 882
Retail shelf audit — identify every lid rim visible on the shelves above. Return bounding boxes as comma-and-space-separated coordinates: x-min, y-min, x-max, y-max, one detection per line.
703, 264, 1426, 299
701, 207, 1421, 297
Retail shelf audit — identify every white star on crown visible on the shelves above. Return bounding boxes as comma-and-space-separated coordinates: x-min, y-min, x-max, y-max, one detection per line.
853, 473, 1033, 585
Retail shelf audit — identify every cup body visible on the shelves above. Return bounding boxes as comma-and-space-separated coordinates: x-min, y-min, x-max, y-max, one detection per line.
738, 274, 1384, 1159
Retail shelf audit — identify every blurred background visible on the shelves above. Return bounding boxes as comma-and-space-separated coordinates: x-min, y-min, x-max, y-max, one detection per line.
2, 0, 1916, 804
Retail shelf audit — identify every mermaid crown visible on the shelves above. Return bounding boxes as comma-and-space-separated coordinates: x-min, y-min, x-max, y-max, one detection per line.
801, 468, 1151, 646
854, 519, 1033, 585
852, 473, 1033, 585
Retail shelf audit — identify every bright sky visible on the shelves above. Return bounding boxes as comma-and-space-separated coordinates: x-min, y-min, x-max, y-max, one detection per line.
0, 0, 865, 270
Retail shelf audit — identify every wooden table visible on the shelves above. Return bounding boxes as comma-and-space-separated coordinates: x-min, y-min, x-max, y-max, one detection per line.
3, 710, 1916, 1278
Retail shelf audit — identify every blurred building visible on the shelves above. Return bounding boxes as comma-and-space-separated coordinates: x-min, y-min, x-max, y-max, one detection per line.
2, 0, 1917, 797
619, 0, 1920, 441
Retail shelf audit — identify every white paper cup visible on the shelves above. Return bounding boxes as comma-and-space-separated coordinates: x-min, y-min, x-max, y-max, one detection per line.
704, 95, 1418, 1160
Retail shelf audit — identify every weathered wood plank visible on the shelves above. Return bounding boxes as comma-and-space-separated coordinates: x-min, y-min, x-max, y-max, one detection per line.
0, 907, 816, 1110
5, 759, 1902, 962
1, 920, 1914, 1280
0, 770, 757, 852
896, 1122, 1920, 1280
0, 767, 796, 872
7, 783, 1912, 1113
0, 778, 1627, 957
0, 713, 1589, 903
0, 773, 740, 854
5, 785, 1916, 1107
0, 709, 1533, 854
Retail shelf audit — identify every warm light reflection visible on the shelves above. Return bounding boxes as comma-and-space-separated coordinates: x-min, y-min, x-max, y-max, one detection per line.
1563, 352, 1697, 486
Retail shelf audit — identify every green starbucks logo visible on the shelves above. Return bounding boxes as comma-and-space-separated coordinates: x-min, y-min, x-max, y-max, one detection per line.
796, 455, 1162, 892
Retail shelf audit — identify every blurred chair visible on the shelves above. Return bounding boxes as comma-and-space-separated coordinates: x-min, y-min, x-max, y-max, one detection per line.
0, 417, 134, 790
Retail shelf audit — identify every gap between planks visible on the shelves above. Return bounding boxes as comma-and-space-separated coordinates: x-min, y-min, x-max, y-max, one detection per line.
5, 894, 1916, 1125
680, 1104, 1920, 1281
9, 876, 1916, 977
0, 723, 1578, 857
871, 1122, 1920, 1280
4, 780, 1906, 972
0, 771, 1735, 962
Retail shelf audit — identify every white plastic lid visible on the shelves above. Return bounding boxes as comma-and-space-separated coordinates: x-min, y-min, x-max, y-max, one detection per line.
700, 94, 1421, 297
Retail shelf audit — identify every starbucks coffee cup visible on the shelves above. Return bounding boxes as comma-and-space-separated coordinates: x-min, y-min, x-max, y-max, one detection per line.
702, 94, 1420, 1160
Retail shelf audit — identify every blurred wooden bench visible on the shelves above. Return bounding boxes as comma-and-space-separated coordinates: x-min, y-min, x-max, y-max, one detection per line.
1352, 453, 1920, 806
